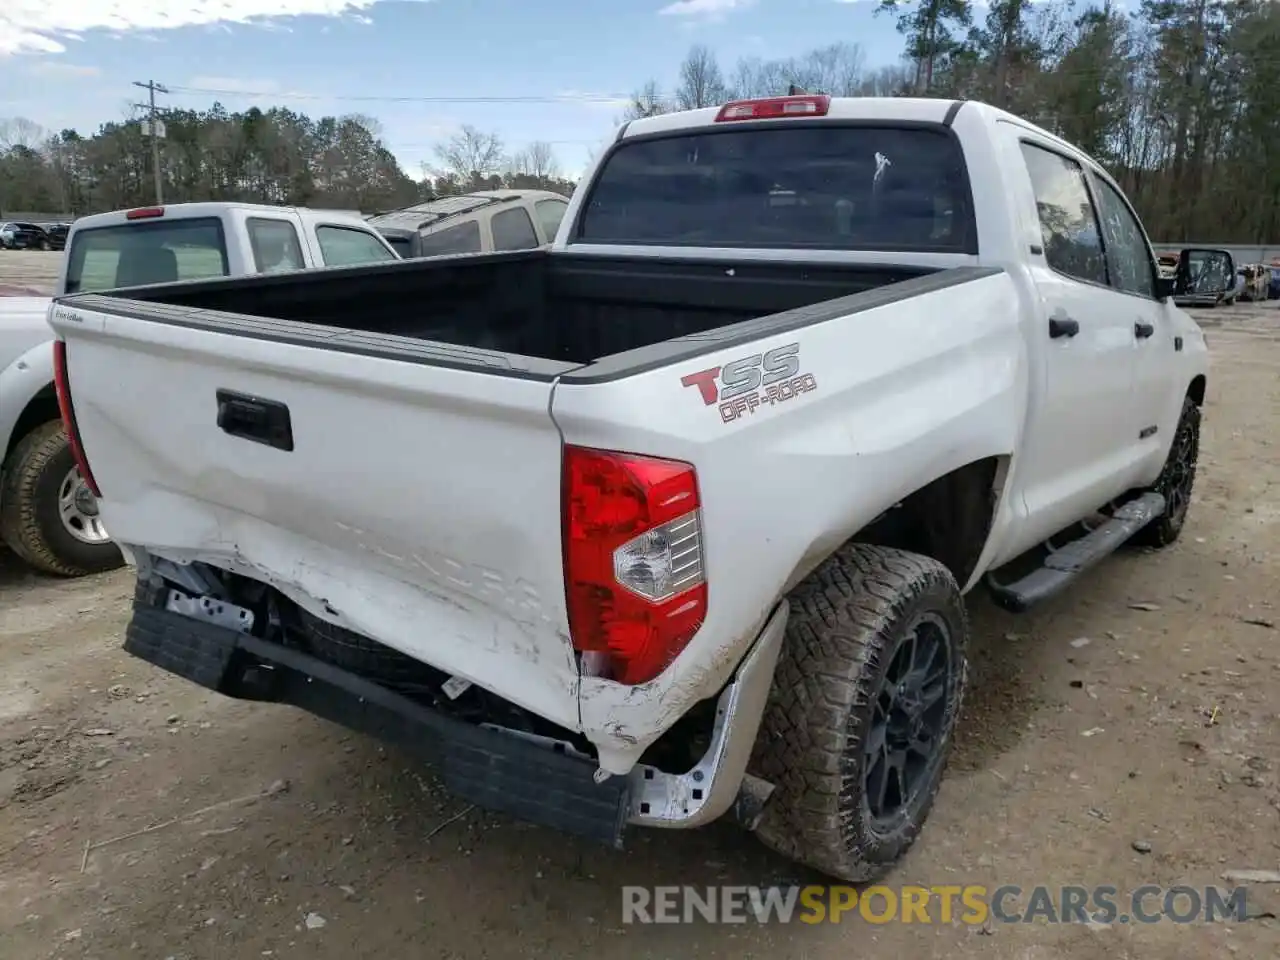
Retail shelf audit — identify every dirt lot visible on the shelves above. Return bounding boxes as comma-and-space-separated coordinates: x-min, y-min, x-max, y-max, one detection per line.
2, 250, 1278, 959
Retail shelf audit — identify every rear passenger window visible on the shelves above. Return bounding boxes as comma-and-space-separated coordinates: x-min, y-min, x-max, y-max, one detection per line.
247, 218, 305, 274
64, 218, 229, 293
417, 220, 482, 256
534, 199, 568, 242
1019, 142, 1108, 287
490, 207, 539, 251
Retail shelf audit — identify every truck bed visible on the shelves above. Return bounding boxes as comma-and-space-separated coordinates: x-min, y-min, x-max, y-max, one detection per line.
82, 250, 941, 371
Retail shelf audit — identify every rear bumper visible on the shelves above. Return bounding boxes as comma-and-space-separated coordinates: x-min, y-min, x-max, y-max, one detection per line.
124, 601, 632, 848
122, 591, 789, 846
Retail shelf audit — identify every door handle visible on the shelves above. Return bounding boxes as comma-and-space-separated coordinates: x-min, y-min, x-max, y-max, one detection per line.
1048, 316, 1079, 339
1134, 321, 1155, 339
216, 389, 294, 451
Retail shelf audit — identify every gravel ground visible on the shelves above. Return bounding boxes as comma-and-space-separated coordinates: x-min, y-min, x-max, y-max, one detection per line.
1, 250, 1277, 959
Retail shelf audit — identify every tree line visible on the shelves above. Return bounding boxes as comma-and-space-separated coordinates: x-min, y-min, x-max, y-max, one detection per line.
0, 109, 577, 218
624, 0, 1280, 244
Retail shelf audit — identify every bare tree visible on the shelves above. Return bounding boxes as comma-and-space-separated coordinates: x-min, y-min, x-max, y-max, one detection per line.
620, 80, 671, 121
727, 44, 868, 99
855, 63, 916, 97
729, 56, 788, 98
510, 140, 560, 180
675, 44, 729, 109
434, 125, 505, 184
0, 117, 47, 151
788, 43, 867, 95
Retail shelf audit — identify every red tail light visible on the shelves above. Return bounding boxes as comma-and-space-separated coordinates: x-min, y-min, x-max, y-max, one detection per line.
563, 446, 707, 686
715, 94, 831, 122
52, 340, 101, 497
125, 207, 165, 220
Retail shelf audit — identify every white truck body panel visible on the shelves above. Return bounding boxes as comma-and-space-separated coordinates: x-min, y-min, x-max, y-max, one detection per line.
56, 316, 580, 728
0, 298, 58, 464
561, 269, 1026, 748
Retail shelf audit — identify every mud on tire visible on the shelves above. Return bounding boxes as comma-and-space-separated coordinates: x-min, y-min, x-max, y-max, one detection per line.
0, 421, 124, 577
750, 543, 969, 883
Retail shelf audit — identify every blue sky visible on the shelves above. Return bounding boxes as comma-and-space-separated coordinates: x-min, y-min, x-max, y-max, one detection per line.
2, 0, 911, 178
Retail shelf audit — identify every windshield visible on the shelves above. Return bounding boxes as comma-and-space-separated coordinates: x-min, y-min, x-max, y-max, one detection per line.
65, 218, 230, 293
576, 124, 976, 253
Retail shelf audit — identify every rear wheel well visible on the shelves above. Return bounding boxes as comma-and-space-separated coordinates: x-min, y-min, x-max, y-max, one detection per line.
4, 385, 59, 466
856, 457, 1003, 588
1188, 375, 1206, 407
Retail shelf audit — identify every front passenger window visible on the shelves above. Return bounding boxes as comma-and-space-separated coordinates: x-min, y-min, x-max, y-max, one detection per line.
1091, 177, 1156, 298
1019, 142, 1109, 287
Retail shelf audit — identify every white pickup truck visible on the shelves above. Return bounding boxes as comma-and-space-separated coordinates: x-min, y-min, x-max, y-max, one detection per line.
47, 96, 1210, 881
1, 202, 398, 576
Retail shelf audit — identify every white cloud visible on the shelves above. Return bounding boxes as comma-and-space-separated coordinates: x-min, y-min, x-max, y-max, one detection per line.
25, 60, 102, 79
0, 0, 433, 56
658, 0, 754, 17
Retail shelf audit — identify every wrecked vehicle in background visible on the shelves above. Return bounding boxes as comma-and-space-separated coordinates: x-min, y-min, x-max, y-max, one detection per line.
366, 190, 569, 258
1237, 263, 1271, 302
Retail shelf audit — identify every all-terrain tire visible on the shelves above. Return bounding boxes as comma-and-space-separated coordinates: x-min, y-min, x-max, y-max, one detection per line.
1131, 395, 1201, 549
750, 543, 969, 883
0, 422, 124, 577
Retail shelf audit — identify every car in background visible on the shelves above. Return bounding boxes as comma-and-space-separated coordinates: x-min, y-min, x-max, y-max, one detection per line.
1232, 267, 1247, 303
1238, 263, 1272, 301
42, 222, 70, 251
0, 221, 53, 250
366, 189, 570, 258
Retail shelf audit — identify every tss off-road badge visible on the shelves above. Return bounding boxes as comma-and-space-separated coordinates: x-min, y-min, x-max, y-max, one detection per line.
680, 342, 819, 423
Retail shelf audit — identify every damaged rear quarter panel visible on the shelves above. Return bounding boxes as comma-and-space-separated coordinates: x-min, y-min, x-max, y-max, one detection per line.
554, 271, 1025, 771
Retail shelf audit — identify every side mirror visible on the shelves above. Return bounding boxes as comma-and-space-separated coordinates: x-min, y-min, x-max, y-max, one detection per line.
1176, 247, 1236, 298
1156, 276, 1177, 299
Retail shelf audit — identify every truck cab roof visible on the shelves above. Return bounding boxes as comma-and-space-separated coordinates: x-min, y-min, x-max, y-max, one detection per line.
69, 202, 376, 232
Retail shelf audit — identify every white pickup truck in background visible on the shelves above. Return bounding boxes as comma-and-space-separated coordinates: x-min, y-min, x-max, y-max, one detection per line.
48, 96, 1212, 882
1, 202, 398, 577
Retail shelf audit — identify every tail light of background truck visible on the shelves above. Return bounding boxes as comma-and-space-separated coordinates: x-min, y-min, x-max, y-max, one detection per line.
52, 340, 102, 497
563, 447, 707, 685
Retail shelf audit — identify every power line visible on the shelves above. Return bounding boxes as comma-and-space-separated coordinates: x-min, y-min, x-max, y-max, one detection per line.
165, 85, 635, 105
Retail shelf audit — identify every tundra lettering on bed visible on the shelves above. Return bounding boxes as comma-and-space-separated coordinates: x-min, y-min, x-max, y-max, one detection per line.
680, 342, 818, 422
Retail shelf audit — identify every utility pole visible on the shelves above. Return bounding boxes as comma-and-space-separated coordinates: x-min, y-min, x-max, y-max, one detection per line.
132, 80, 169, 204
